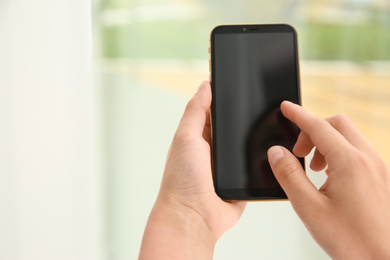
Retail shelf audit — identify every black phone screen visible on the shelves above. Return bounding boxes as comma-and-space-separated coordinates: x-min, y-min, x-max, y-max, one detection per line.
211, 24, 304, 200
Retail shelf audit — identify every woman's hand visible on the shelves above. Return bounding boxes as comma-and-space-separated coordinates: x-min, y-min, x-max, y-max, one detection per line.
268, 101, 390, 260
139, 81, 246, 260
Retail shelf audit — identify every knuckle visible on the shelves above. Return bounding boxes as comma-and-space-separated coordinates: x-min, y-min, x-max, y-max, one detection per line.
327, 114, 350, 129
304, 117, 330, 138
356, 152, 370, 168
363, 154, 389, 179
377, 160, 389, 179
185, 98, 197, 113
344, 149, 386, 176
333, 113, 349, 122
276, 160, 301, 186
312, 117, 328, 130
343, 148, 364, 165
174, 128, 194, 144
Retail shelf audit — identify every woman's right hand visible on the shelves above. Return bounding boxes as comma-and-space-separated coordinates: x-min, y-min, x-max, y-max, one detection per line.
268, 101, 390, 260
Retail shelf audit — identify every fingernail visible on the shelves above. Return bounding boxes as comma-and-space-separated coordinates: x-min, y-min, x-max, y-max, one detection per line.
268, 146, 285, 166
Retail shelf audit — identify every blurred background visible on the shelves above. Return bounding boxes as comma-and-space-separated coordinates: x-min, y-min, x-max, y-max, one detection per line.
1, 0, 389, 259
93, 0, 390, 259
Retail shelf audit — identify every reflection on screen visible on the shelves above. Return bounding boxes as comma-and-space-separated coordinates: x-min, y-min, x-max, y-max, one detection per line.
214, 32, 300, 191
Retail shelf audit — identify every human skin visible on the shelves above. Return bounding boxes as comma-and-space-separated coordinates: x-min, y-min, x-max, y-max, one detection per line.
268, 101, 390, 260
139, 81, 390, 260
138, 81, 246, 260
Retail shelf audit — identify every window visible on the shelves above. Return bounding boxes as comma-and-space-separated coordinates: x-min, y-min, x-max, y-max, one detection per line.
94, 1, 390, 259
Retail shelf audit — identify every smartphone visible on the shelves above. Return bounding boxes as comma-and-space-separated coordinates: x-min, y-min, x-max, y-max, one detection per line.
210, 24, 304, 200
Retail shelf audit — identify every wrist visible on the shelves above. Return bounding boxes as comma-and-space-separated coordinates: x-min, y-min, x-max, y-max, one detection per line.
328, 233, 390, 260
139, 196, 216, 260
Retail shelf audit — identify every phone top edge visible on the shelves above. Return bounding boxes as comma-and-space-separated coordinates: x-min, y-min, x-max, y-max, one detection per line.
211, 23, 298, 37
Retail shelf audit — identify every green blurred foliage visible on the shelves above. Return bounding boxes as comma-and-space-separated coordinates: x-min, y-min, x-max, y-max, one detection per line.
300, 22, 390, 61
102, 21, 209, 60
99, 1, 390, 61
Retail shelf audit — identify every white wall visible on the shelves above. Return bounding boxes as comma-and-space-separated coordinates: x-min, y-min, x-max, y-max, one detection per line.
0, 1, 97, 259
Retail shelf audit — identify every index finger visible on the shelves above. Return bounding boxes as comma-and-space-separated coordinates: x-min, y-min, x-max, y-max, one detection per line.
281, 101, 352, 159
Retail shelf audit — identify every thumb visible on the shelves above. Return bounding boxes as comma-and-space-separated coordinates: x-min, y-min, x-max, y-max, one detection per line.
268, 146, 320, 206
177, 81, 211, 137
